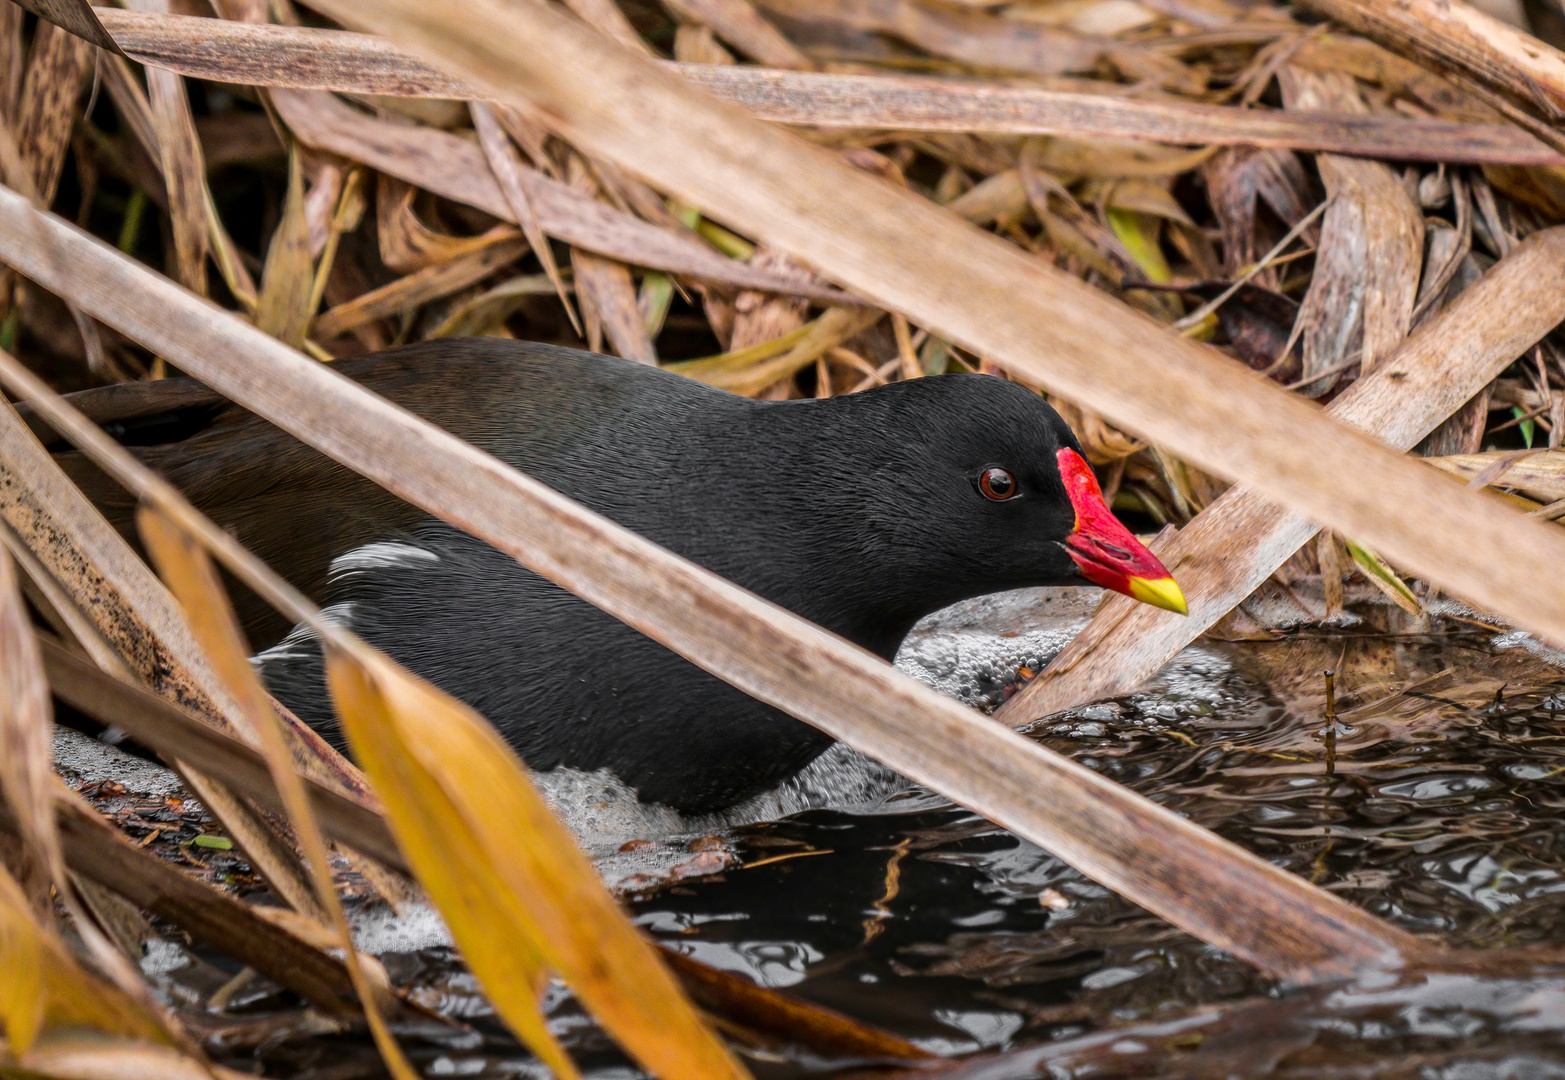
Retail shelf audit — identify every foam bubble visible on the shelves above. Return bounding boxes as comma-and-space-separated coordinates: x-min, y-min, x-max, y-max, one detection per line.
53, 727, 184, 797
351, 899, 453, 954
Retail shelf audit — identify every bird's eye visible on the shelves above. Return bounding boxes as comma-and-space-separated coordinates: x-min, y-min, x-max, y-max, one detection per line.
978, 467, 1018, 501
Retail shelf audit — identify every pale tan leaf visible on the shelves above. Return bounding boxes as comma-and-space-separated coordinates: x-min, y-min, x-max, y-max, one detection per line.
663, 0, 815, 69
13, 20, 91, 203
1429, 450, 1565, 502
256, 145, 318, 348
3, 1033, 251, 1080
314, 236, 528, 339
136, 508, 420, 1080
470, 101, 578, 333
751, 0, 1108, 74
0, 549, 58, 911
1279, 68, 1423, 391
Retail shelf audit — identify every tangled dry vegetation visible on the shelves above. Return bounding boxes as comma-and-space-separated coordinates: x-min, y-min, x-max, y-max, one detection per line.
4, 0, 1565, 1076
11, 0, 1565, 623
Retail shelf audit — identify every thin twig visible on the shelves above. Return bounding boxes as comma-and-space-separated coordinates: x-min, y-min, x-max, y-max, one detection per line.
1175, 198, 1329, 333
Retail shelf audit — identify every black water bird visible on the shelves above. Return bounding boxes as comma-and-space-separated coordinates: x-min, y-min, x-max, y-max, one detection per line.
47, 339, 1185, 814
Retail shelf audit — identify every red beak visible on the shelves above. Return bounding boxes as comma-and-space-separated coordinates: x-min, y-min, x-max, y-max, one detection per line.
1056, 448, 1187, 615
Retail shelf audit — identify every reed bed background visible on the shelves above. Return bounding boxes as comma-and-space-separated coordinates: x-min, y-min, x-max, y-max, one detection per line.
2, 0, 1565, 1076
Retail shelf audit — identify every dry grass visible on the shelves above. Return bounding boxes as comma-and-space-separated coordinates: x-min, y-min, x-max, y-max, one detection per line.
4, 0, 1565, 1075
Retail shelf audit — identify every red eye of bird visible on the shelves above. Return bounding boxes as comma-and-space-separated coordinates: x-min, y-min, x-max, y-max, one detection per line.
978, 467, 1018, 501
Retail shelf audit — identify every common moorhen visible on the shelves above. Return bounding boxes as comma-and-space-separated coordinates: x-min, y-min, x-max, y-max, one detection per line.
46, 338, 1185, 814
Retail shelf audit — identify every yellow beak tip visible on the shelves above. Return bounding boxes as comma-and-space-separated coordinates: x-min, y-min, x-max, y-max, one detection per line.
1127, 576, 1189, 616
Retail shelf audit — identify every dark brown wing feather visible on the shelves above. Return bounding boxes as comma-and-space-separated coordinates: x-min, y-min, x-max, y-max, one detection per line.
31, 346, 544, 646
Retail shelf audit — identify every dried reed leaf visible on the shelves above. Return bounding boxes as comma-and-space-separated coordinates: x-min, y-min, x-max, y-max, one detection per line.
1343, 538, 1422, 614
1315, 530, 1343, 618
0, 522, 127, 677
9, 0, 122, 54
573, 247, 658, 363
329, 646, 736, 1079
1047, 396, 1145, 463
100, 50, 258, 306
1429, 449, 1565, 501
0, 861, 172, 1055
664, 0, 815, 68
754, 0, 1108, 74
88, 11, 1565, 165
126, 0, 211, 296
137, 508, 420, 1080
999, 226, 1565, 724
470, 101, 578, 332
1280, 68, 1423, 393
425, 273, 567, 338
0, 6, 21, 121
559, 0, 654, 55
1297, 0, 1565, 154
1202, 147, 1314, 291
256, 145, 317, 348
676, 17, 735, 63
314, 236, 527, 338
0, 184, 1421, 983
269, 88, 850, 302
303, 159, 347, 257
375, 173, 514, 273
1289, 32, 1486, 120
14, 19, 92, 202
671, 306, 883, 394
0, 549, 58, 911
731, 249, 810, 353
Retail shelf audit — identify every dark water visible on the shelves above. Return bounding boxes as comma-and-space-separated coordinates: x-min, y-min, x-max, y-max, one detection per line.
128, 621, 1565, 1077
619, 633, 1565, 1078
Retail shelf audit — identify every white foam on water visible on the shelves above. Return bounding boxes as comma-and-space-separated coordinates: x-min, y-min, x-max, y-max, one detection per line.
1494, 630, 1565, 669
351, 898, 453, 954
66, 585, 1224, 950
53, 727, 184, 797
140, 937, 191, 976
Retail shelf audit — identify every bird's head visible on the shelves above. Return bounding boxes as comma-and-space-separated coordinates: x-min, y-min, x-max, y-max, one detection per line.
795, 374, 1186, 629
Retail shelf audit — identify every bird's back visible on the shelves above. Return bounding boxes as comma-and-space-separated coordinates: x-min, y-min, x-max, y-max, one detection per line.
45, 339, 746, 644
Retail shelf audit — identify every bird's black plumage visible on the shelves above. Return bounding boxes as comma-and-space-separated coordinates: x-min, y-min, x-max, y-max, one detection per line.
50, 338, 1100, 813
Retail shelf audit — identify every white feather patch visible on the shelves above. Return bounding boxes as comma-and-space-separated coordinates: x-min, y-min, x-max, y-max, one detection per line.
251, 602, 356, 667
328, 541, 440, 577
